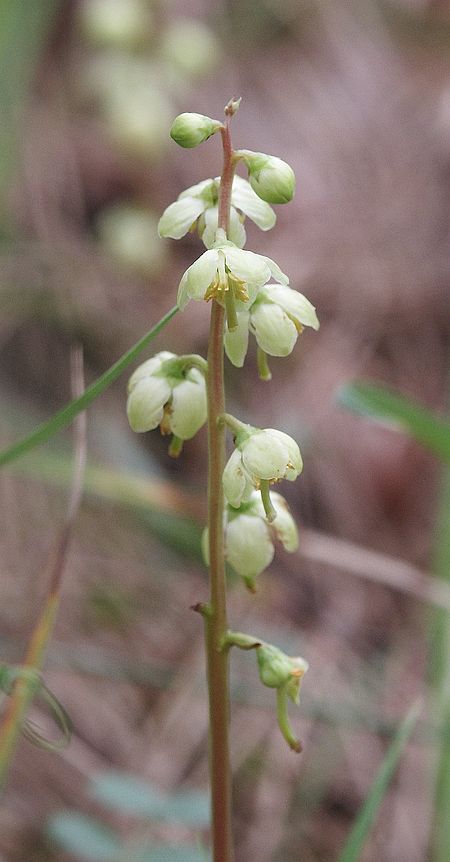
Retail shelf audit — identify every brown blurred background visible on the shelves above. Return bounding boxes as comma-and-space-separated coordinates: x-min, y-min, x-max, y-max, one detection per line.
0, 1, 449, 860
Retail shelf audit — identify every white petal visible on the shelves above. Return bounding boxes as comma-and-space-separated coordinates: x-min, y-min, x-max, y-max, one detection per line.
264, 256, 289, 286
186, 366, 206, 385
178, 178, 217, 202
170, 377, 207, 439
224, 311, 250, 367
126, 376, 171, 432
231, 175, 276, 231
200, 205, 219, 249
264, 429, 303, 480
241, 430, 291, 481
226, 515, 274, 578
177, 270, 190, 311
177, 249, 218, 309
250, 301, 298, 357
228, 206, 247, 248
270, 493, 299, 552
223, 449, 253, 507
128, 351, 175, 392
261, 284, 319, 330
158, 197, 207, 239
224, 247, 271, 286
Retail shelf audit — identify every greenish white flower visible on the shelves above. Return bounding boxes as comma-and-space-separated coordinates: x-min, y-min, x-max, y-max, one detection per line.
102, 68, 173, 159
79, 0, 152, 49
170, 112, 222, 149
158, 175, 276, 247
127, 351, 207, 440
96, 204, 167, 276
224, 283, 319, 367
238, 150, 296, 204
222, 426, 303, 515
160, 20, 220, 79
201, 491, 299, 591
257, 644, 308, 704
177, 230, 289, 317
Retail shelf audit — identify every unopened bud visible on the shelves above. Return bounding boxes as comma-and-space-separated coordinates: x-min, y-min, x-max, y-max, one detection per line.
238, 150, 296, 204
257, 644, 294, 689
170, 113, 222, 148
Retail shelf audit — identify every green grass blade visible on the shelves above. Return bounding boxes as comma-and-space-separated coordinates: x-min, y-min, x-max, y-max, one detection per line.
0, 305, 178, 468
337, 700, 421, 862
338, 383, 450, 464
6, 452, 203, 558
0, 1, 63, 213
430, 464, 450, 862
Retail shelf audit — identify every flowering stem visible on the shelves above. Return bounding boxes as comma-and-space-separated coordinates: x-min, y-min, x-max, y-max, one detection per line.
205, 105, 238, 862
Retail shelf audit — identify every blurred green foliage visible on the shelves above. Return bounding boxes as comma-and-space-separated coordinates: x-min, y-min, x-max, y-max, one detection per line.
340, 379, 450, 862
0, 0, 62, 226
47, 772, 211, 861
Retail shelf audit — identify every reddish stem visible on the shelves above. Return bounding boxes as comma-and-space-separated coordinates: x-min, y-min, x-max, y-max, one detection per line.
205, 111, 237, 862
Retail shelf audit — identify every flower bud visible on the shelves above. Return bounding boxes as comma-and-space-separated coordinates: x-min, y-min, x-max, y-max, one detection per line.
256, 646, 308, 753
257, 644, 308, 701
170, 113, 222, 149
239, 150, 296, 204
